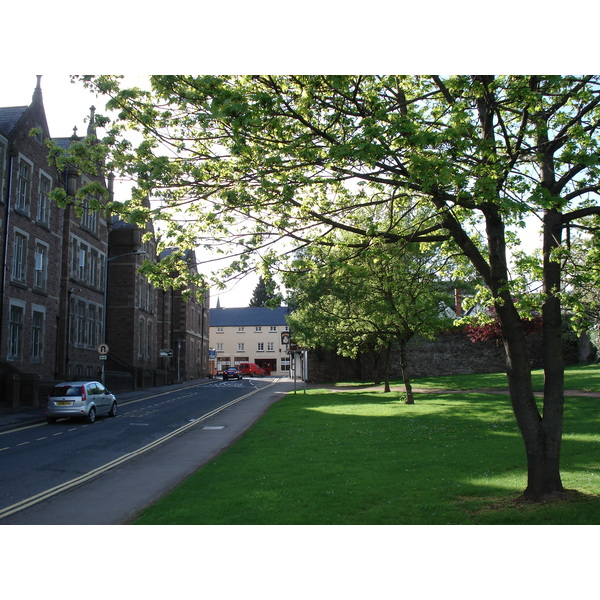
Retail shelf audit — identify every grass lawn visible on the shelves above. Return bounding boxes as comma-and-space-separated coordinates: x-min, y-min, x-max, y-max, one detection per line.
133, 365, 600, 525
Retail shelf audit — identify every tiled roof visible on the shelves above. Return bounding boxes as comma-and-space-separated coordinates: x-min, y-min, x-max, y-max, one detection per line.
209, 306, 290, 327
52, 137, 74, 151
0, 106, 28, 136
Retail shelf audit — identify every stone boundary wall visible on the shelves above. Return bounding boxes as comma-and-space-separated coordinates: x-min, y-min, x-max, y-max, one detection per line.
307, 329, 545, 383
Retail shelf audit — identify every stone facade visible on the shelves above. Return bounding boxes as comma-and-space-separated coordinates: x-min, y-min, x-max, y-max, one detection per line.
0, 79, 210, 406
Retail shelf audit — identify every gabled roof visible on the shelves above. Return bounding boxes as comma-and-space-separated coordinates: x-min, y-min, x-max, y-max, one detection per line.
209, 306, 290, 327
0, 106, 28, 136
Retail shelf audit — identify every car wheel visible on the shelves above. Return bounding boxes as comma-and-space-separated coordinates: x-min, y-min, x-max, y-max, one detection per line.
87, 407, 96, 424
46, 417, 57, 424
108, 401, 118, 417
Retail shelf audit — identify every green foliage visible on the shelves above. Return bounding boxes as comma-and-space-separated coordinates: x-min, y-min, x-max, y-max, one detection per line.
285, 236, 454, 360
248, 275, 279, 307
62, 75, 600, 308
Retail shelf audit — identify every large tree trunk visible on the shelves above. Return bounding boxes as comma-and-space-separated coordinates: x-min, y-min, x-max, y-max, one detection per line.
496, 205, 566, 500
497, 299, 565, 500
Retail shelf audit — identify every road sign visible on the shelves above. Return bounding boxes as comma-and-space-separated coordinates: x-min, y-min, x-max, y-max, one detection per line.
97, 344, 109, 355
159, 349, 173, 358
99, 355, 107, 360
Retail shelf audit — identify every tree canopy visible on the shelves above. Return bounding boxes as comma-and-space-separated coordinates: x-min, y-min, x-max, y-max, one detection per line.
62, 75, 600, 500
285, 235, 455, 399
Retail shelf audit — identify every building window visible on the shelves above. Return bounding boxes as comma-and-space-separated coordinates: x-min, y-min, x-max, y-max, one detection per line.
34, 241, 48, 290
138, 318, 144, 359
8, 303, 24, 359
281, 357, 290, 372
216, 343, 224, 352
269, 326, 277, 332
146, 321, 153, 360
12, 232, 28, 283
37, 173, 51, 225
237, 326, 245, 333
217, 327, 224, 333
257, 342, 264, 352
255, 326, 262, 332
75, 301, 86, 345
89, 250, 99, 288
71, 237, 104, 288
78, 244, 88, 281
87, 305, 97, 349
237, 343, 245, 352
16, 158, 32, 214
267, 342, 274, 352
81, 196, 98, 234
31, 308, 45, 360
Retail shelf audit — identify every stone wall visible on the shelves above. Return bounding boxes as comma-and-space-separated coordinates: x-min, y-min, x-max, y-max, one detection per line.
307, 329, 545, 383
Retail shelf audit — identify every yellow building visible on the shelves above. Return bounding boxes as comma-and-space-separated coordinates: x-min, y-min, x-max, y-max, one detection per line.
209, 306, 290, 376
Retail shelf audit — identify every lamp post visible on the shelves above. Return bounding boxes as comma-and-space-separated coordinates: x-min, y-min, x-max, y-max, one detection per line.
101, 250, 147, 385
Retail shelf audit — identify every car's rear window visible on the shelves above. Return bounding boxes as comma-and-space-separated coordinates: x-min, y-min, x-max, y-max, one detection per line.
50, 385, 82, 397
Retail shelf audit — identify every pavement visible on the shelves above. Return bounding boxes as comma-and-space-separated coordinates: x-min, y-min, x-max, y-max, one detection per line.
0, 377, 296, 524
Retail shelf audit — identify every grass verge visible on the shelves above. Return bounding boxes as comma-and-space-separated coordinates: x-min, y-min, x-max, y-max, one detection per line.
133, 365, 600, 524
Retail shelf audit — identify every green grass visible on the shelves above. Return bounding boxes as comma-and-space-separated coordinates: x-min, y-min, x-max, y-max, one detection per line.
133, 365, 600, 524
413, 363, 600, 393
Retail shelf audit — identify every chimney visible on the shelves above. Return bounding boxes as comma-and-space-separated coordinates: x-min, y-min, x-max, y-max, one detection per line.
455, 288, 462, 317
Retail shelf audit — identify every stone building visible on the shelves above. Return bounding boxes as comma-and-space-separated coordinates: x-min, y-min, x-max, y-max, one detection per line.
0, 78, 108, 405
159, 249, 210, 384
0, 78, 210, 406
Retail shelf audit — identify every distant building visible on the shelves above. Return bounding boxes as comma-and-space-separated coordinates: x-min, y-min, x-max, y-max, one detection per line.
158, 248, 210, 383
209, 306, 290, 376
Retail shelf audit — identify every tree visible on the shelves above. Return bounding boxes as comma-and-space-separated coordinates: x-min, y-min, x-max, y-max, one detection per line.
285, 237, 453, 400
66, 75, 600, 501
248, 275, 277, 307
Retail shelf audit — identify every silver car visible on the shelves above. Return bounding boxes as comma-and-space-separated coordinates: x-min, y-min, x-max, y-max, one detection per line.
46, 381, 118, 424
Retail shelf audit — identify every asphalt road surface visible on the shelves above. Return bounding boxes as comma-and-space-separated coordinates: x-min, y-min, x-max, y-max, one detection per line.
0, 377, 294, 524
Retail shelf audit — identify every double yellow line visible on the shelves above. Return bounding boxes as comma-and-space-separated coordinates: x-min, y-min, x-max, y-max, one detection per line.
0, 379, 280, 521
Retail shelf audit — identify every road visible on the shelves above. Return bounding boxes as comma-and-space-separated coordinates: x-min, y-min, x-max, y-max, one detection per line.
0, 377, 293, 524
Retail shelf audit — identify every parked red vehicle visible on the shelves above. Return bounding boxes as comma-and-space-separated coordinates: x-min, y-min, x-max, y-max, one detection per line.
238, 362, 267, 377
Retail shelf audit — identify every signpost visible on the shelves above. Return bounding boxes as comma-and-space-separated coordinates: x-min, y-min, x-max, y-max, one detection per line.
98, 344, 109, 384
